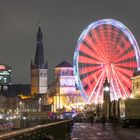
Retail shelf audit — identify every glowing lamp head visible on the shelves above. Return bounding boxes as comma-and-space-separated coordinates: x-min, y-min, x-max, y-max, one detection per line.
103, 78, 110, 93
104, 86, 110, 92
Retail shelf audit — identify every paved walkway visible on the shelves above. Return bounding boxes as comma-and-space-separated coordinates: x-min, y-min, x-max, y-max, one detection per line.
71, 123, 140, 140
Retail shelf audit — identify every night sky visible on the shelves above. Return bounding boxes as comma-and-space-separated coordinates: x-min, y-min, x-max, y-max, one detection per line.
0, 0, 140, 84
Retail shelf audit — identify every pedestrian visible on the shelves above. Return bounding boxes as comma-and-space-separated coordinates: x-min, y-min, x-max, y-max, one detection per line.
101, 113, 107, 127
112, 117, 118, 132
90, 114, 94, 126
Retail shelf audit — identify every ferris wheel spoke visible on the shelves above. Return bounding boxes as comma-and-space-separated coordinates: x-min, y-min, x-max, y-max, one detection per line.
103, 26, 120, 46
115, 56, 136, 66
79, 66, 101, 75
86, 41, 107, 63
111, 67, 122, 99
110, 79, 118, 100
115, 65, 137, 72
114, 67, 131, 88
110, 39, 132, 62
101, 32, 120, 61
112, 68, 131, 97
84, 33, 101, 52
112, 67, 129, 98
80, 68, 102, 84
78, 55, 101, 64
119, 81, 131, 97
114, 44, 133, 61
81, 47, 105, 64
115, 61, 137, 67
90, 30, 110, 62
110, 42, 128, 62
94, 71, 106, 104
79, 40, 102, 61
80, 70, 103, 96
88, 31, 97, 45
123, 81, 132, 94
117, 41, 132, 53
79, 44, 95, 59
114, 69, 131, 90
79, 50, 100, 63
82, 38, 95, 52
88, 68, 106, 102
98, 40, 116, 62
114, 50, 136, 63
114, 66, 133, 77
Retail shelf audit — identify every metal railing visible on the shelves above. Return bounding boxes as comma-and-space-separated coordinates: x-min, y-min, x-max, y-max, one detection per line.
0, 120, 73, 140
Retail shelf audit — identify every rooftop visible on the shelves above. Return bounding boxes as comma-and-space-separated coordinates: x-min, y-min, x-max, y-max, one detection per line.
55, 60, 72, 68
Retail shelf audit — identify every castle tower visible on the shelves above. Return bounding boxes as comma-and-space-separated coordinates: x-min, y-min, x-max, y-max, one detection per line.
54, 60, 77, 111
31, 26, 48, 95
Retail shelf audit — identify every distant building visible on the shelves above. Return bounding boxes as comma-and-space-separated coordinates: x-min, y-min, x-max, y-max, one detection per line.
0, 84, 47, 114
0, 84, 31, 113
0, 64, 12, 85
131, 71, 140, 98
53, 60, 80, 112
55, 60, 76, 94
31, 26, 48, 95
0, 84, 31, 96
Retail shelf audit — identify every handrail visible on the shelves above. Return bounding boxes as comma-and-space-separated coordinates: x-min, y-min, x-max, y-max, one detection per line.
0, 120, 71, 139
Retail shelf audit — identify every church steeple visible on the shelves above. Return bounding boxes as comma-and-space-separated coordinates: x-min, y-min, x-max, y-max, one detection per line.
34, 26, 45, 69
37, 26, 43, 43
31, 24, 48, 95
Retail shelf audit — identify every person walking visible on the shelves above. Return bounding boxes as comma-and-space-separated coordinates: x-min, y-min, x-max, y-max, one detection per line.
101, 113, 107, 127
90, 114, 94, 126
112, 116, 118, 132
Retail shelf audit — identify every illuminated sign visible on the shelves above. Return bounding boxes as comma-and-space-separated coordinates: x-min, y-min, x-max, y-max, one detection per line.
0, 65, 6, 70
0, 71, 10, 75
0, 64, 11, 85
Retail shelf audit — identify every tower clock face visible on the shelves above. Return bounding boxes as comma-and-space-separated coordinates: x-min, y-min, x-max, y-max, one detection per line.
60, 77, 75, 86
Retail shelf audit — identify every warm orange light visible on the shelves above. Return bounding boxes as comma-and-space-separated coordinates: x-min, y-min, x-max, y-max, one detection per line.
48, 97, 54, 104
130, 94, 134, 99
18, 95, 32, 99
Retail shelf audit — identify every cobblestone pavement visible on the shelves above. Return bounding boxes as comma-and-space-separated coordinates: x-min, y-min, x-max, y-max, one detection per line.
71, 123, 140, 140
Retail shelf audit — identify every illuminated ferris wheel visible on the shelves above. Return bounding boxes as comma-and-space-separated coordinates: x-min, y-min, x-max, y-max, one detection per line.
73, 19, 140, 103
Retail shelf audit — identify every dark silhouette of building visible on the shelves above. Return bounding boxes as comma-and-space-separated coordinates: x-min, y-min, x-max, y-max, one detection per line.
0, 84, 31, 97
0, 84, 31, 112
31, 25, 48, 95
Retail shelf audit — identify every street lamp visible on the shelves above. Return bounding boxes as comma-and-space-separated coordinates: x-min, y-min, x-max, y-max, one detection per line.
103, 77, 111, 120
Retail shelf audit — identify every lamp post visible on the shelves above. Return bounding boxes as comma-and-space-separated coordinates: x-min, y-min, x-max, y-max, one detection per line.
118, 98, 121, 119
103, 77, 111, 120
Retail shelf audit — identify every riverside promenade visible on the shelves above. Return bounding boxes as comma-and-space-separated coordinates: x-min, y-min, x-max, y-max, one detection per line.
71, 123, 140, 140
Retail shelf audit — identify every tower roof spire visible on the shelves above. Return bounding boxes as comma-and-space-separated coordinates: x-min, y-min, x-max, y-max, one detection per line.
37, 23, 43, 43
34, 24, 46, 69
38, 19, 41, 26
